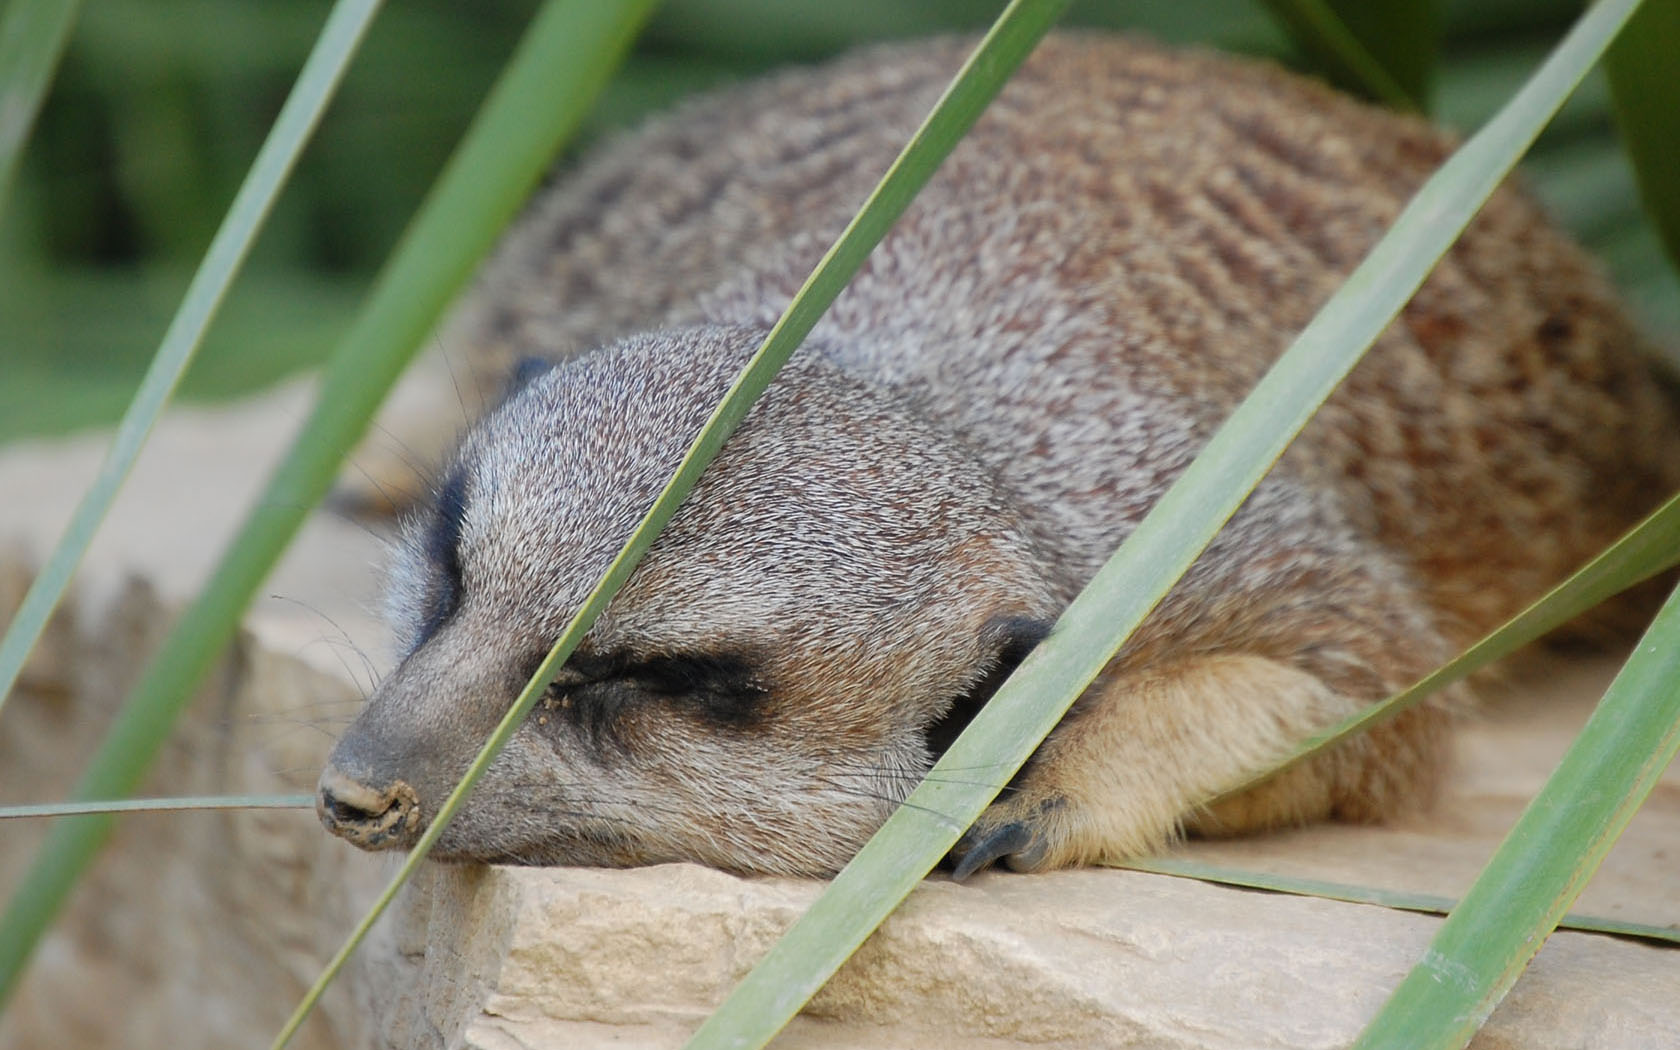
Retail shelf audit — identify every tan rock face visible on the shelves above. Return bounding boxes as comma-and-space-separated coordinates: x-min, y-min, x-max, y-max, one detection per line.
2, 390, 1678, 1050
0, 387, 401, 1050
0, 573, 389, 1050
395, 853, 1680, 1050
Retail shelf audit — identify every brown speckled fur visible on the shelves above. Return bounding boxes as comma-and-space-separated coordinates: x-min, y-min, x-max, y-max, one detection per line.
318, 35, 1680, 876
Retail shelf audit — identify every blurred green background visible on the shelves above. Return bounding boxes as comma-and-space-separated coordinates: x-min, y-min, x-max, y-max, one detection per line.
2, 0, 1674, 445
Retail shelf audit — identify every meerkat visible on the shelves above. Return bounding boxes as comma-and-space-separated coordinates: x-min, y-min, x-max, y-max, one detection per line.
315, 34, 1680, 878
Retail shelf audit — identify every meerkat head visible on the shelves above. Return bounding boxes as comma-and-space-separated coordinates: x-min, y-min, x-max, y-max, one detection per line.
317, 324, 1057, 876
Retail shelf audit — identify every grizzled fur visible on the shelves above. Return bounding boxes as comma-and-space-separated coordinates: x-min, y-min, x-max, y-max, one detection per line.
318, 35, 1680, 876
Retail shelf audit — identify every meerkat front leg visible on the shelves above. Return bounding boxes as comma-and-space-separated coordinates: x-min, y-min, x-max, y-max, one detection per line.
945, 500, 1471, 879
950, 652, 1454, 875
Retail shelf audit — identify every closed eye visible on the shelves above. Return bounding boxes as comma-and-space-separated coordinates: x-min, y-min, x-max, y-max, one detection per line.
542, 648, 766, 728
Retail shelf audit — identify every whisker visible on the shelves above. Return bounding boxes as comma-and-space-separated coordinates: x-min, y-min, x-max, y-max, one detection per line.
266, 594, 381, 692
821, 761, 1015, 795
437, 336, 484, 422
810, 775, 967, 831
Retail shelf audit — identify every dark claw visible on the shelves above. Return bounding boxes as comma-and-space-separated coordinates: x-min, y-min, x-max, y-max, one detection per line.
1004, 828, 1051, 872
949, 820, 1035, 881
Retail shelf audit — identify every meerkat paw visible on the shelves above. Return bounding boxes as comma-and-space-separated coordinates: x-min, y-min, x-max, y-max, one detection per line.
949, 790, 1098, 877
945, 653, 1449, 878
947, 746, 1193, 878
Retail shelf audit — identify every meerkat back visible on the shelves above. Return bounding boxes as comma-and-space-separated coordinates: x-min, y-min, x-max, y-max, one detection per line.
441, 34, 1678, 620
318, 35, 1680, 876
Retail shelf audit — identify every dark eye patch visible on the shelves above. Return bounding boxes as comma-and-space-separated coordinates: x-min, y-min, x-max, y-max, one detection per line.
623, 652, 765, 726
416, 465, 469, 646
538, 648, 767, 748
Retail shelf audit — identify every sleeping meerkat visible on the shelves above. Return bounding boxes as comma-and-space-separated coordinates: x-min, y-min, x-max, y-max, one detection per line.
315, 34, 1680, 877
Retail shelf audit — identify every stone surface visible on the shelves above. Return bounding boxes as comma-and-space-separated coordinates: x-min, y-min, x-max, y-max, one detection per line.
0, 566, 392, 1050
0, 386, 396, 1050
420, 860, 1678, 1050
0, 387, 1676, 1050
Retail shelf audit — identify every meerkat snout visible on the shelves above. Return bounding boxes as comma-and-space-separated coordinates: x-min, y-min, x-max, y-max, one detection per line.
316, 765, 420, 850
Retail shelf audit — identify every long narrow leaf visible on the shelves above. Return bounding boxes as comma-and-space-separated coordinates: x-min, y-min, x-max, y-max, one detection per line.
1349, 578, 1680, 1049
1255, 0, 1426, 110
0, 0, 655, 1009
685, 2, 1646, 1047
1123, 857, 1680, 945
0, 0, 383, 721
267, 2, 1076, 1045
1605, 0, 1680, 270
1209, 489, 1680, 802
0, 795, 313, 820
1325, 0, 1437, 108
0, 0, 81, 213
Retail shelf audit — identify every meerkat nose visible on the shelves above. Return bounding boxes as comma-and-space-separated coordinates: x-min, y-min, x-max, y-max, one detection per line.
316, 764, 422, 850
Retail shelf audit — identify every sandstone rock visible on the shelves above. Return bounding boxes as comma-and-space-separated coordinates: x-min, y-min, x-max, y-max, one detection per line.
414, 858, 1678, 1050
0, 386, 394, 1050
0, 570, 390, 1050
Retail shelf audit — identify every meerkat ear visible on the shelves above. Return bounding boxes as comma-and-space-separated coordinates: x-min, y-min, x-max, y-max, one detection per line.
923, 615, 1054, 760
503, 356, 557, 399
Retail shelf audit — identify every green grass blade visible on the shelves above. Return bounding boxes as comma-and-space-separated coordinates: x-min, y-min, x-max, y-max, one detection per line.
0, 0, 654, 1012
1349, 578, 1680, 1049
269, 3, 1076, 1045
1255, 0, 1428, 110
0, 0, 383, 721
684, 3, 1644, 1046
0, 795, 313, 820
1121, 856, 1680, 945
0, 0, 81, 213
1605, 0, 1680, 270
1325, 0, 1437, 108
1209, 489, 1680, 802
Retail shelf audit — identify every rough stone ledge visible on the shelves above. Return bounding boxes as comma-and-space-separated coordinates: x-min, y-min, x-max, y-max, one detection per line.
1, 387, 1676, 1050
412, 663, 1679, 1050
402, 857, 1679, 1050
